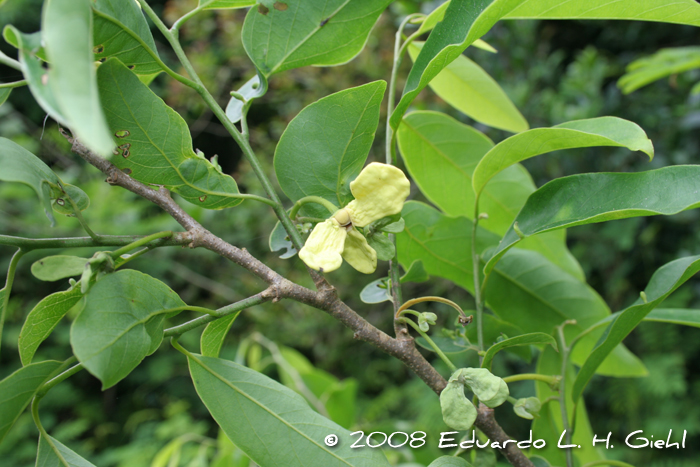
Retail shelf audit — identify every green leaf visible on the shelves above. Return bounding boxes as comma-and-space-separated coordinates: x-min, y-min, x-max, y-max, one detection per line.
485, 166, 700, 274
366, 233, 394, 261
42, 0, 114, 156
472, 117, 654, 196
19, 286, 83, 366
31, 256, 88, 282
92, 0, 163, 77
467, 314, 531, 362
359, 278, 392, 304
400, 259, 429, 283
242, 0, 392, 76
0, 137, 90, 226
97, 58, 244, 209
274, 81, 386, 218
505, 0, 700, 26
0, 88, 10, 107
71, 269, 186, 388
529, 456, 552, 467
396, 111, 583, 279
186, 353, 391, 466
0, 360, 61, 443
201, 312, 242, 358
407, 42, 527, 133
226, 74, 265, 124
481, 332, 556, 370
389, 0, 522, 130
37, 433, 96, 467
618, 47, 700, 94
573, 255, 700, 402
416, 335, 470, 354
204, 0, 256, 10
427, 456, 473, 467
269, 220, 297, 259
642, 308, 700, 328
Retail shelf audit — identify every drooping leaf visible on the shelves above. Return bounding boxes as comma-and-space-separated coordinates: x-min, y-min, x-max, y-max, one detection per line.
36, 433, 96, 467
0, 137, 90, 225
201, 312, 241, 358
359, 278, 392, 304
407, 42, 527, 133
31, 256, 89, 282
396, 111, 583, 279
274, 81, 386, 218
481, 332, 556, 370
0, 360, 61, 443
427, 456, 473, 467
42, 0, 114, 156
204, 0, 256, 10
19, 286, 83, 366
397, 202, 645, 377
485, 166, 700, 274
389, 0, 523, 129
97, 58, 244, 209
618, 47, 700, 94
71, 269, 186, 388
242, 0, 392, 76
186, 352, 391, 466
573, 255, 700, 402
92, 0, 163, 78
472, 117, 654, 196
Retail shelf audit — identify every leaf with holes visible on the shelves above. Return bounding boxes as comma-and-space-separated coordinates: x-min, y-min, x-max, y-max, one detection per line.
71, 269, 186, 389
274, 81, 386, 218
97, 58, 244, 209
242, 0, 392, 76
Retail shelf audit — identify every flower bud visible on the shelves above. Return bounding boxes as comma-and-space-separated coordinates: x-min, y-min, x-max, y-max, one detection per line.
440, 380, 477, 430
513, 397, 542, 420
459, 368, 509, 408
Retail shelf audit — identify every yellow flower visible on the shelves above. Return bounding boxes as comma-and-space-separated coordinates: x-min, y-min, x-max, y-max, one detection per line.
299, 163, 410, 274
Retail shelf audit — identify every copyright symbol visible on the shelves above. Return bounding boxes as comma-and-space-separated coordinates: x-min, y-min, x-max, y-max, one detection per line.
325, 434, 338, 447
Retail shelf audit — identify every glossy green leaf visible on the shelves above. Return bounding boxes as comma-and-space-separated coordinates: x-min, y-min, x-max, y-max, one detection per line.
31, 256, 88, 282
71, 270, 185, 388
359, 278, 392, 304
42, 0, 114, 156
472, 117, 654, 196
92, 0, 163, 77
201, 312, 241, 358
481, 332, 556, 370
97, 58, 244, 209
37, 433, 96, 467
186, 352, 391, 466
643, 308, 700, 328
573, 255, 700, 402
0, 88, 10, 107
0, 137, 90, 226
19, 286, 83, 366
389, 0, 522, 129
0, 360, 61, 443
397, 111, 583, 279
485, 166, 700, 274
397, 202, 645, 376
204, 0, 256, 10
427, 456, 472, 467
618, 47, 700, 94
242, 0, 392, 76
407, 42, 527, 133
274, 81, 386, 218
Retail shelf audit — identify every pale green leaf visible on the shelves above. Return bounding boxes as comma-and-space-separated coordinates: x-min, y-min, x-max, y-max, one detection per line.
19, 286, 83, 366
42, 0, 114, 156
92, 0, 163, 77
269, 220, 297, 259
0, 360, 61, 443
396, 111, 583, 279
226, 74, 265, 124
389, 0, 523, 129
204, 0, 256, 10
31, 256, 88, 282
573, 255, 700, 402
407, 42, 527, 132
485, 166, 700, 274
187, 353, 391, 466
274, 81, 386, 218
428, 456, 472, 467
36, 434, 96, 467
71, 270, 186, 388
359, 278, 392, 304
481, 332, 556, 370
0, 88, 10, 107
201, 312, 241, 358
472, 117, 654, 196
0, 137, 90, 225
242, 0, 392, 76
97, 58, 244, 209
618, 46, 700, 94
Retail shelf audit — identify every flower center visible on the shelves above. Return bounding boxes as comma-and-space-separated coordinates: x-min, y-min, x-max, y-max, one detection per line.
332, 208, 352, 227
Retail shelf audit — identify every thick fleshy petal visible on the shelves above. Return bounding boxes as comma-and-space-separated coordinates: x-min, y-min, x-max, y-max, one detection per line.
298, 219, 346, 272
342, 228, 377, 274
345, 162, 410, 227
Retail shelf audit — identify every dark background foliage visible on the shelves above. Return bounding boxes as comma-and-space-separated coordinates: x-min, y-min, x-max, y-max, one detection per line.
1, 0, 699, 465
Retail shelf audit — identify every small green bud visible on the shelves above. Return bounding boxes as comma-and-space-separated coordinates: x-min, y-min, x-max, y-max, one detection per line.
513, 397, 542, 420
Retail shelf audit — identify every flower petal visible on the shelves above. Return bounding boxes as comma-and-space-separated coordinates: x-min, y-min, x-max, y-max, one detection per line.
345, 162, 410, 227
298, 219, 346, 272
342, 228, 377, 274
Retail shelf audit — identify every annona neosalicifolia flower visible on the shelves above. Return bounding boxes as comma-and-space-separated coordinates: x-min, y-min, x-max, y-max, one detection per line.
299, 163, 410, 274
